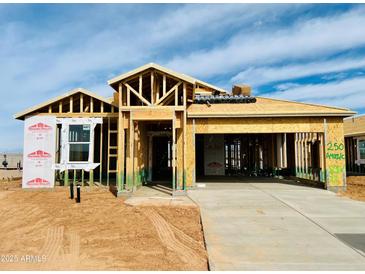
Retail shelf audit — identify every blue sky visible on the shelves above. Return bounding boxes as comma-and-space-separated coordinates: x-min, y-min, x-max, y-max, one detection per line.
1, 4, 365, 152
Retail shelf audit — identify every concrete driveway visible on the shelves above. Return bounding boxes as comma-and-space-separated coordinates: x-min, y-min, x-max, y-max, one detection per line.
188, 178, 365, 270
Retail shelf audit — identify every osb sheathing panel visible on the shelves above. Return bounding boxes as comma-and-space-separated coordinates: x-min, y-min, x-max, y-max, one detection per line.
344, 115, 365, 136
193, 117, 325, 134
325, 118, 346, 188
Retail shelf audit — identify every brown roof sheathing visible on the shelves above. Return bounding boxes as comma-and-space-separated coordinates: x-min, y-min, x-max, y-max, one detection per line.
187, 97, 355, 118
344, 114, 365, 137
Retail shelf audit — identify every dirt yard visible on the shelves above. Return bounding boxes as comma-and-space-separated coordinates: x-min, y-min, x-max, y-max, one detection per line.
339, 176, 365, 202
0, 182, 208, 270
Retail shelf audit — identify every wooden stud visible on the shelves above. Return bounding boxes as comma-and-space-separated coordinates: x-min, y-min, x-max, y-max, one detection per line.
90, 169, 94, 186
163, 74, 166, 95
59, 101, 62, 113
117, 108, 125, 191
90, 97, 94, 113
107, 117, 110, 186
48, 105, 52, 113
129, 112, 134, 190
127, 85, 131, 106
70, 96, 73, 113
139, 74, 142, 95
99, 122, 103, 185
151, 71, 154, 105
82, 169, 84, 186
175, 86, 178, 106
80, 93, 84, 113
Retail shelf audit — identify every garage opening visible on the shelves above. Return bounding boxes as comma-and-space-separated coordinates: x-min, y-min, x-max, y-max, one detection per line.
196, 133, 323, 181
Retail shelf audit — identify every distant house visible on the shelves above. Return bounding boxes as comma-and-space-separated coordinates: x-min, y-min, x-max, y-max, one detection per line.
344, 115, 365, 174
0, 153, 22, 169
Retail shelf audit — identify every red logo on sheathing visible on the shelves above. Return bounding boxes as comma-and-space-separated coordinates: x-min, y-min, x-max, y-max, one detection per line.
27, 178, 50, 186
28, 122, 52, 131
28, 150, 51, 159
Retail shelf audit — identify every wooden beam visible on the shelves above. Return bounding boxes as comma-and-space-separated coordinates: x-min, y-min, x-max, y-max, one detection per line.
125, 83, 151, 106
157, 81, 182, 105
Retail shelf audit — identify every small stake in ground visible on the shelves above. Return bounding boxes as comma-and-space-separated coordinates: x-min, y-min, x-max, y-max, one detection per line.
70, 182, 74, 199
76, 184, 81, 203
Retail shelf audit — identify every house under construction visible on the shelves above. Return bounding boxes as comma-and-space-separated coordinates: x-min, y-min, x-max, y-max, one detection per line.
15, 63, 355, 194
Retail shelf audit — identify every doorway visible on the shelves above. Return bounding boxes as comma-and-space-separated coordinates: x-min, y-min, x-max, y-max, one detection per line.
152, 135, 172, 181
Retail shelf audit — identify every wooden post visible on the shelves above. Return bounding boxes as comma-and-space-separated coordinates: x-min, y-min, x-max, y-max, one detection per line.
117, 107, 125, 192
304, 133, 308, 178
283, 133, 287, 168
99, 122, 103, 185
294, 133, 298, 176
129, 113, 134, 190
101, 102, 104, 113
59, 101, 62, 113
192, 118, 196, 186
139, 75, 142, 95
64, 170, 69, 186
89, 169, 94, 186
183, 83, 187, 190
81, 169, 84, 186
172, 111, 176, 193
73, 169, 76, 185
48, 105, 52, 113
107, 117, 110, 186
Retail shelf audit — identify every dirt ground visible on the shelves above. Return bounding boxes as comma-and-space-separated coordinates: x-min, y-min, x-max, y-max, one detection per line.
0, 181, 208, 270
339, 176, 365, 202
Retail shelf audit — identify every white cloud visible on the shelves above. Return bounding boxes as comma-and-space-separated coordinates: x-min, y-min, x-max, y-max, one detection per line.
265, 76, 365, 110
165, 6, 365, 79
231, 56, 365, 86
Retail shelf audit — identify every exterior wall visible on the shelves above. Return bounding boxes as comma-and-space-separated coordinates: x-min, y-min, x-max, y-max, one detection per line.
185, 116, 347, 191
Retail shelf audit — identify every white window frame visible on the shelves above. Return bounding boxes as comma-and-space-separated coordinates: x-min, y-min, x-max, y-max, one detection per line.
68, 124, 92, 163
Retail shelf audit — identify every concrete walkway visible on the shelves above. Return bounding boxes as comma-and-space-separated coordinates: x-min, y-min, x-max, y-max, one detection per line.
188, 179, 365, 270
